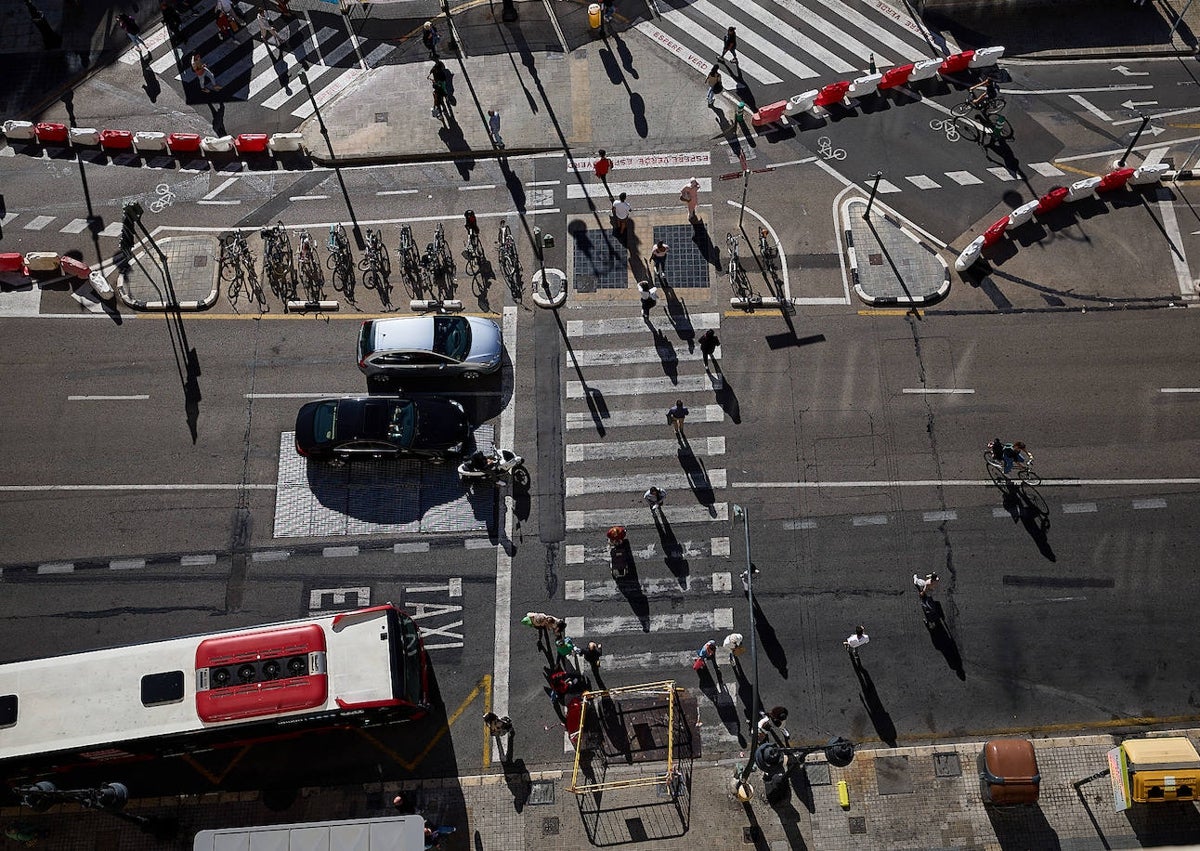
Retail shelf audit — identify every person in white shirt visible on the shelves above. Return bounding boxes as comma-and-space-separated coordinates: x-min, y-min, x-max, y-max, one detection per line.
757, 706, 790, 745
612, 192, 631, 235
843, 625, 869, 660
643, 486, 665, 512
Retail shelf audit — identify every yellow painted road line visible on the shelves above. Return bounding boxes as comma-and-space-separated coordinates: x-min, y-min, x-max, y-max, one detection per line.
135, 312, 500, 320
355, 673, 490, 771
858, 308, 923, 317
1053, 162, 1098, 177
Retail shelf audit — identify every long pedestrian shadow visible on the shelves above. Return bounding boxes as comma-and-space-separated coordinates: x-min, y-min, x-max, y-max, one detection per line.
751, 596, 788, 679
551, 309, 609, 437
614, 557, 650, 632
653, 511, 690, 582
597, 33, 648, 138
926, 611, 965, 681
852, 660, 897, 747
676, 444, 716, 507
662, 285, 696, 352
696, 665, 746, 746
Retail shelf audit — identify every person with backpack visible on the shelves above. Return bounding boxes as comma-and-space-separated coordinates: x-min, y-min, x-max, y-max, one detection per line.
116, 13, 148, 54
422, 21, 441, 58
705, 64, 722, 107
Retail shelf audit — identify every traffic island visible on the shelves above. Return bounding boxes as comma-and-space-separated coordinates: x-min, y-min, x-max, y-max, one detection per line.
842, 197, 950, 306
117, 236, 220, 311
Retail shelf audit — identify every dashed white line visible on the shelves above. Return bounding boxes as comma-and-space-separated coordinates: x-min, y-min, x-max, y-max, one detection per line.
1132, 498, 1167, 510
68, 395, 150, 401
110, 558, 146, 570
289, 195, 330, 201
23, 215, 54, 231
181, 554, 218, 566
923, 510, 958, 522
1062, 502, 1098, 514
458, 184, 497, 192
37, 562, 74, 574
377, 189, 418, 196
1161, 388, 1200, 393
945, 171, 984, 186
464, 538, 495, 549
252, 550, 290, 562
1069, 94, 1113, 123
393, 542, 430, 554
852, 515, 888, 526
525, 180, 561, 187
901, 388, 974, 394
323, 545, 360, 558
60, 218, 89, 234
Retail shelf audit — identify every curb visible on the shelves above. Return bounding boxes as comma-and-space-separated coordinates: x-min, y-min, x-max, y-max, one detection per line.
115, 237, 219, 313
844, 202, 950, 307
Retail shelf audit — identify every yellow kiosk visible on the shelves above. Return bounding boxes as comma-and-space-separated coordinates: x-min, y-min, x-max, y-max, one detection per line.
1108, 736, 1200, 810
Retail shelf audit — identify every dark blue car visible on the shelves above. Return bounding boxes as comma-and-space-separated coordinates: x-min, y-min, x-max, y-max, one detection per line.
294, 396, 471, 461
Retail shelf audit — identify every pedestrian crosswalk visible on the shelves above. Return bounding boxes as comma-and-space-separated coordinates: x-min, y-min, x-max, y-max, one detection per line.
638, 0, 942, 91
117, 4, 393, 119
553, 310, 748, 749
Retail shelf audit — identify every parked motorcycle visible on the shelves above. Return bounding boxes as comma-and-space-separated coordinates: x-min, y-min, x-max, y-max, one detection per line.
457, 447, 530, 489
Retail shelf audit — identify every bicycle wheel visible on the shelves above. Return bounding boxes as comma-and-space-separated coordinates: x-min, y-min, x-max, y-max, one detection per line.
326, 251, 343, 271
1018, 466, 1041, 486
954, 115, 982, 144
510, 464, 531, 490
950, 101, 972, 117
471, 273, 488, 298
362, 268, 382, 293
984, 97, 1006, 116
985, 457, 1007, 489
500, 252, 518, 283
227, 269, 244, 303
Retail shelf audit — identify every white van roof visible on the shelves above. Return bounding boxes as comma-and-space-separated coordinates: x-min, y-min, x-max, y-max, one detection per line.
193, 815, 424, 851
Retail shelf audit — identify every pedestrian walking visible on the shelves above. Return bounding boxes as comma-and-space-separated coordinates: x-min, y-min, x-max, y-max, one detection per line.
593, 149, 613, 183
160, 1, 183, 35
643, 486, 666, 512
639, 281, 658, 320
422, 21, 441, 57
705, 64, 723, 107
215, 0, 242, 23
116, 13, 148, 53
698, 329, 720, 369
215, 8, 237, 39
693, 639, 717, 671
757, 706, 790, 745
483, 711, 514, 737
913, 572, 939, 596
255, 9, 281, 44
428, 59, 450, 96
391, 791, 417, 814
667, 399, 688, 439
722, 632, 745, 663
191, 53, 220, 92
720, 26, 738, 66
679, 177, 701, 222
650, 240, 669, 278
601, 0, 615, 23
581, 641, 603, 672
487, 109, 505, 149
740, 566, 759, 594
843, 625, 869, 661
521, 611, 560, 648
612, 192, 631, 235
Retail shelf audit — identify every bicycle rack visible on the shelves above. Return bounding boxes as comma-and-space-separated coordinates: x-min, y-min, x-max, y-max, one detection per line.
286, 299, 340, 313
410, 298, 464, 313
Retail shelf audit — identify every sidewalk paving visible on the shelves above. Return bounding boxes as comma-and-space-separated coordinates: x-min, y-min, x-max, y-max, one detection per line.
9, 726, 1200, 848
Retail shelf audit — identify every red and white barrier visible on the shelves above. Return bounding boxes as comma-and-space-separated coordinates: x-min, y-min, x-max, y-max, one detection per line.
268, 132, 304, 153
908, 58, 942, 82
89, 271, 115, 301
2, 120, 35, 140
200, 135, 234, 154
848, 72, 883, 98
0, 253, 23, 273
751, 101, 788, 127
24, 251, 60, 272
814, 81, 851, 109
100, 129, 134, 151
59, 256, 90, 279
68, 127, 100, 146
785, 90, 819, 116
955, 165, 1166, 271
134, 131, 167, 152
969, 47, 1005, 68
34, 122, 69, 145
234, 133, 269, 154
939, 51, 974, 75
878, 64, 914, 90
166, 132, 202, 154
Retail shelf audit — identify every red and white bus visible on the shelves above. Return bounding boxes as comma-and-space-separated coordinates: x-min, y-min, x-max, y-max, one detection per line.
0, 604, 429, 782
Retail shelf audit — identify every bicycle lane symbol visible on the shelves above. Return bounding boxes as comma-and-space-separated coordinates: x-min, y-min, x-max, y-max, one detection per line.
930, 119, 961, 143
817, 136, 847, 161
148, 183, 176, 214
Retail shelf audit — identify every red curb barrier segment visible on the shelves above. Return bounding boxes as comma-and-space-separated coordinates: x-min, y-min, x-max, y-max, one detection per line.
982, 218, 1009, 247
59, 256, 91, 279
167, 132, 202, 153
35, 122, 69, 144
751, 101, 788, 127
815, 81, 851, 107
939, 51, 974, 75
0, 253, 24, 273
100, 129, 134, 150
1098, 168, 1135, 192
879, 64, 914, 89
235, 133, 270, 154
1035, 186, 1069, 215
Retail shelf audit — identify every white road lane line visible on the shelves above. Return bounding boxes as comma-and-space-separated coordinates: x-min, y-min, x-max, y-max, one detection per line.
567, 404, 725, 430
323, 545, 359, 557
37, 562, 74, 574
735, 478, 1200, 487
1069, 94, 1113, 122
23, 216, 54, 230
1029, 162, 1065, 177
1157, 187, 1198, 299
377, 189, 417, 196
202, 177, 240, 201
771, 0, 887, 68
393, 542, 430, 553
1132, 498, 1167, 510
60, 218, 89, 233
567, 503, 728, 530
809, 0, 930, 60
945, 171, 984, 186
110, 559, 146, 570
245, 392, 353, 398
901, 388, 974, 394
567, 314, 721, 336
1018, 85, 1154, 95
1161, 388, 1200, 392
565, 572, 731, 601
289, 195, 330, 201
252, 550, 290, 562
567, 436, 725, 462
567, 374, 710, 398
181, 554, 218, 566
923, 510, 957, 522
68, 395, 150, 400
565, 177, 711, 201
1062, 503, 1098, 514
852, 515, 888, 526
567, 469, 726, 497
0, 484, 277, 491
584, 607, 735, 636
1113, 105, 1200, 125
650, 12, 787, 84
459, 184, 497, 192
492, 305, 519, 724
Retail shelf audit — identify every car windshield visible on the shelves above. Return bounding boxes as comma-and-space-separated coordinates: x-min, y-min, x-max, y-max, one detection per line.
432, 316, 472, 362
312, 401, 338, 441
387, 401, 416, 446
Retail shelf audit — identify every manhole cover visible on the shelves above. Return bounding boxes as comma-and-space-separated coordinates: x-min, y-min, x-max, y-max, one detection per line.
528, 779, 555, 805
193, 255, 208, 268
868, 252, 884, 266
804, 761, 831, 786
933, 752, 962, 778
374, 112, 388, 123
541, 816, 560, 836
874, 754, 913, 795
848, 816, 867, 835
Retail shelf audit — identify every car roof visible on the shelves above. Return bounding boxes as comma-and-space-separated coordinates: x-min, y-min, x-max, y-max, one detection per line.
337, 397, 401, 441
371, 317, 437, 353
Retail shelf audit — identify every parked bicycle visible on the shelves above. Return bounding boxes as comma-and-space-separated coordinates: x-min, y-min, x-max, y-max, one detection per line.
495, 219, 521, 300
358, 228, 391, 295
326, 223, 355, 302
297, 229, 323, 301
260, 221, 296, 301
727, 232, 752, 300
396, 224, 424, 296
220, 230, 264, 311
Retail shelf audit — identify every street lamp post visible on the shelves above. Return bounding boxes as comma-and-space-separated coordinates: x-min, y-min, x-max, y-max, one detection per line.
1116, 113, 1150, 169
863, 171, 884, 221
731, 504, 761, 801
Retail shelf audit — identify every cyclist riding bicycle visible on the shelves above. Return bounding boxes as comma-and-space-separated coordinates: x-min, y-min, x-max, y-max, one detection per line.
989, 438, 1030, 474
969, 77, 999, 111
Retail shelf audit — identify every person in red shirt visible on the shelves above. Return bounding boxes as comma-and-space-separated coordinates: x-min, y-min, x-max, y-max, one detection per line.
593, 149, 613, 182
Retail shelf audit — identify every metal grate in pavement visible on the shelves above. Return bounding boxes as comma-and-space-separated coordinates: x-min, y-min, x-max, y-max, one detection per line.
652, 224, 709, 288
571, 226, 629, 291
933, 752, 962, 777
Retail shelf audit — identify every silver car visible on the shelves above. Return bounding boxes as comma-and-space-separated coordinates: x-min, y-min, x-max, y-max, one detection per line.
357, 316, 503, 381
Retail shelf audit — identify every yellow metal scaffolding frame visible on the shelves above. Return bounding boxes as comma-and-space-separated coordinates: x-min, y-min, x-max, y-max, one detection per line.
567, 680, 681, 795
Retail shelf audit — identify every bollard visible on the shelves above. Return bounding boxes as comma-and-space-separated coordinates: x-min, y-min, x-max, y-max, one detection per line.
285, 300, 340, 312
588, 2, 601, 28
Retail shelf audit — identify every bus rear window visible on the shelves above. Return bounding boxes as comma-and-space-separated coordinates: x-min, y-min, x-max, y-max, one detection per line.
0, 694, 16, 727
141, 671, 185, 706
